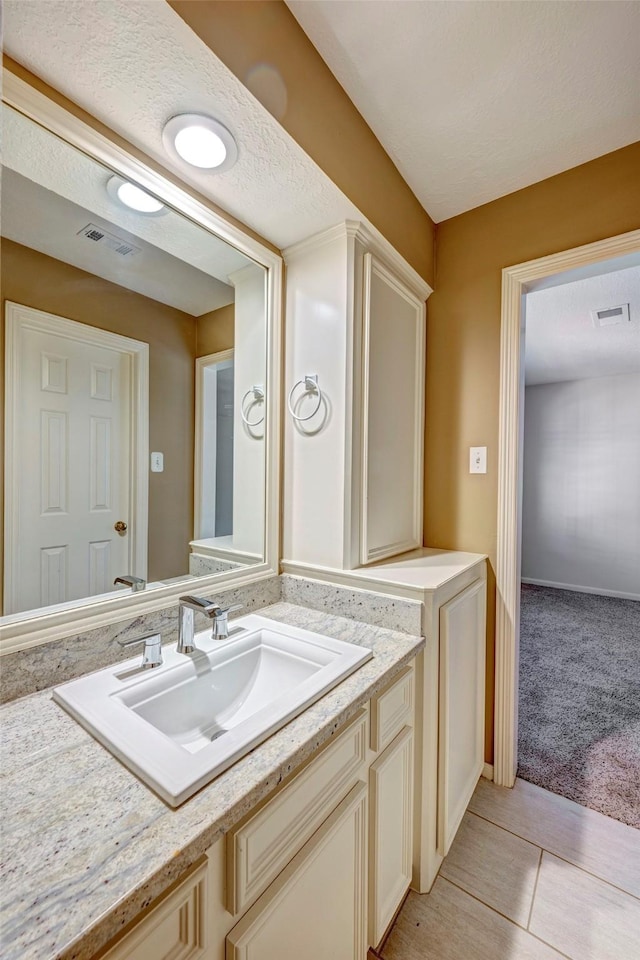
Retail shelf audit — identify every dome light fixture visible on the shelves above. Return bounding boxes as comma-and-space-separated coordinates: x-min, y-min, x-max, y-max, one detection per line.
106, 176, 166, 215
162, 113, 238, 172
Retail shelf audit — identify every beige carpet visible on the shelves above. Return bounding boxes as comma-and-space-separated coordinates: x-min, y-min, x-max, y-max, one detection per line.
518, 584, 640, 828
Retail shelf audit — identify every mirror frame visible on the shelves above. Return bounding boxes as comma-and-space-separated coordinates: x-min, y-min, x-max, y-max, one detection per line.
0, 68, 283, 654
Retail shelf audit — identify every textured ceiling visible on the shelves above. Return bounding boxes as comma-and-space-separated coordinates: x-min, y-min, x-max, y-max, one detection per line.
2, 105, 255, 315
2, 169, 238, 317
287, 0, 640, 221
525, 264, 640, 386
2, 0, 362, 249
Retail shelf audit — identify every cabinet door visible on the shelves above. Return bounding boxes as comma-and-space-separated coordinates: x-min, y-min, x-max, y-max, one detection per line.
101, 860, 208, 960
369, 727, 414, 948
360, 253, 425, 565
226, 783, 368, 960
438, 579, 486, 855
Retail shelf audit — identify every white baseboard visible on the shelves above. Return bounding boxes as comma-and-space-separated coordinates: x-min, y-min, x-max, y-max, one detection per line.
521, 578, 640, 602
482, 763, 494, 781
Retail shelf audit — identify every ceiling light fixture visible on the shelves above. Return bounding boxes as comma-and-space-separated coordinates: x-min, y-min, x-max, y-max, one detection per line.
107, 176, 166, 215
162, 113, 238, 172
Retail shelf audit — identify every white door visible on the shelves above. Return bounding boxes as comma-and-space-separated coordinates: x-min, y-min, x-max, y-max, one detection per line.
5, 303, 148, 615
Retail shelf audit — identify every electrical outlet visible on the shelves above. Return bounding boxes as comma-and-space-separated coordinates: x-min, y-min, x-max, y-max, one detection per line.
150, 452, 164, 473
469, 446, 487, 474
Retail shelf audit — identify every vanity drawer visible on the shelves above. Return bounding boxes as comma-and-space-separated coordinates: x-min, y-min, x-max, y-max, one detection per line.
370, 665, 414, 752
226, 707, 368, 915
100, 859, 208, 960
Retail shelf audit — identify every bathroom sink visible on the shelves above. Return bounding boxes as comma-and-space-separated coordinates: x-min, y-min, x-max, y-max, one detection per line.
53, 615, 372, 806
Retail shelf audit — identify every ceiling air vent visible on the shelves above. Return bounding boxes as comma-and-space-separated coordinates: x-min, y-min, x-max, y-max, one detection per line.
77, 223, 141, 258
591, 303, 630, 327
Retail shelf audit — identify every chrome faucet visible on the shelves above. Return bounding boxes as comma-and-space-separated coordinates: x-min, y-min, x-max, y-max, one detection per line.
177, 596, 243, 653
117, 632, 162, 668
114, 575, 146, 592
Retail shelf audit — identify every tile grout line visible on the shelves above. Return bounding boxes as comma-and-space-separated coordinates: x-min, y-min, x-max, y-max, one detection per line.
438, 875, 532, 933
526, 926, 579, 960
526, 929, 576, 960
526, 845, 543, 931
467, 809, 640, 903
436, 877, 575, 960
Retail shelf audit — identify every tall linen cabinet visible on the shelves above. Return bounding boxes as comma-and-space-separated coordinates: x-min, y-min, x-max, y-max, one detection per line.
282, 221, 430, 572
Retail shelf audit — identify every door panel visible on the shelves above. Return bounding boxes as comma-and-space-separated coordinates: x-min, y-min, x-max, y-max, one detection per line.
4, 304, 144, 614
438, 579, 487, 855
226, 783, 368, 960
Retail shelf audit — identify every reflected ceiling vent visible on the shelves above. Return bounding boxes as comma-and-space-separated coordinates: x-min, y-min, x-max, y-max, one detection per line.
591, 303, 630, 327
77, 223, 141, 258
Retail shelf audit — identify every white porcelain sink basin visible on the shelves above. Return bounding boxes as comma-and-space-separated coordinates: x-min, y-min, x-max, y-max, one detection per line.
53, 615, 372, 806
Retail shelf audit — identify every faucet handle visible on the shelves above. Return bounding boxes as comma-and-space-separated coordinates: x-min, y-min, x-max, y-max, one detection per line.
178, 595, 219, 616
117, 633, 162, 668
211, 603, 243, 640
114, 575, 146, 592
217, 603, 243, 616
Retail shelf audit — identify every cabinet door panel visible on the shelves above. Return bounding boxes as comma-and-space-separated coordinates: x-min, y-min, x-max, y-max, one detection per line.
226, 783, 367, 960
227, 709, 367, 914
102, 861, 208, 960
369, 727, 414, 947
361, 253, 425, 565
438, 579, 486, 855
370, 666, 414, 753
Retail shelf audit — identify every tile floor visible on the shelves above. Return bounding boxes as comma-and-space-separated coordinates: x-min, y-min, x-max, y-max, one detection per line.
379, 777, 640, 960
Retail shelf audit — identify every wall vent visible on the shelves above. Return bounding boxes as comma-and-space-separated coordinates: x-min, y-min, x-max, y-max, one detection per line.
591, 303, 630, 327
77, 223, 141, 258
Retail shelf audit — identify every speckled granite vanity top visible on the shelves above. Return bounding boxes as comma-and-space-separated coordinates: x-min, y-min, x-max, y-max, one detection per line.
0, 602, 424, 960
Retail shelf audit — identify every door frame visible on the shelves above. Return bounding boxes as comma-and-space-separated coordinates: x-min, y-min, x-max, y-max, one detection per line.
494, 227, 640, 788
194, 348, 234, 540
4, 301, 149, 613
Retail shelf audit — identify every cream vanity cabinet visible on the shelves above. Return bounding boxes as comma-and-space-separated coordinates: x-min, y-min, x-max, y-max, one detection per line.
280, 551, 488, 894
96, 665, 416, 960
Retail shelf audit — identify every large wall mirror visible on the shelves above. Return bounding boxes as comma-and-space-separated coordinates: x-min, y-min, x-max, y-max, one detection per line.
0, 73, 282, 650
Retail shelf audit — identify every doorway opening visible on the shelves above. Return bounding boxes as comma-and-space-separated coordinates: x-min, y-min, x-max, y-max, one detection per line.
194, 349, 235, 542
517, 259, 640, 826
493, 228, 640, 803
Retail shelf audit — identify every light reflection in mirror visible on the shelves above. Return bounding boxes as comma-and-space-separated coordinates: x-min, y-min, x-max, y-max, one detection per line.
1, 103, 268, 621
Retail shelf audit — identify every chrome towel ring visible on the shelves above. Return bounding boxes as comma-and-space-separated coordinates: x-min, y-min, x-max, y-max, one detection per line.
287, 374, 323, 422
241, 384, 265, 427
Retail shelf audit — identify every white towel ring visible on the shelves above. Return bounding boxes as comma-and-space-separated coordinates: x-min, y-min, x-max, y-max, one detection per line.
287, 374, 323, 422
241, 385, 265, 427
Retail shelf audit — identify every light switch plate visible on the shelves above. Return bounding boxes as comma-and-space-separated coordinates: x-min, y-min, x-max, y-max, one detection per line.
151, 452, 164, 473
469, 446, 487, 474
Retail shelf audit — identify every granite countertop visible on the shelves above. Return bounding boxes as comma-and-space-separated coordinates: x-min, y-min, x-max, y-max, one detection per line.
0, 602, 424, 960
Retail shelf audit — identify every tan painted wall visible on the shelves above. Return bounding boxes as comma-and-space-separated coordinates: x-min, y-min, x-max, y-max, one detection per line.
197, 303, 235, 357
425, 141, 640, 761
168, 0, 435, 287
0, 238, 197, 590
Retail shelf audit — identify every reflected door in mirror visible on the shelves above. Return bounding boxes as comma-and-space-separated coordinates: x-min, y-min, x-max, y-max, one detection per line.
4, 303, 148, 615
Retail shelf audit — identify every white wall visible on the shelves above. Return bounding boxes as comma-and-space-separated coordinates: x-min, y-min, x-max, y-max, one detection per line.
522, 373, 640, 599
230, 264, 266, 557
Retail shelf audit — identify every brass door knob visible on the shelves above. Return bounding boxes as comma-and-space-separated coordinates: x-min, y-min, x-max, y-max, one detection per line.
114, 521, 128, 533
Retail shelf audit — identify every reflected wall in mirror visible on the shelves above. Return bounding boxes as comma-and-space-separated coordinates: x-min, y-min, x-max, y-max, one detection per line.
1, 102, 268, 620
